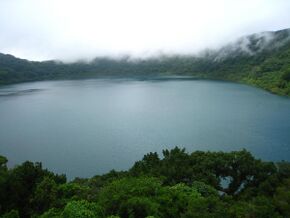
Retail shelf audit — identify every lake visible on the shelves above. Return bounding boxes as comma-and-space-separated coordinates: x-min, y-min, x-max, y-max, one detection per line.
0, 79, 290, 179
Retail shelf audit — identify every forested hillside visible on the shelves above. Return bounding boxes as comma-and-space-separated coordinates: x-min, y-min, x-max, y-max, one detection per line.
1, 28, 290, 96
1, 147, 290, 218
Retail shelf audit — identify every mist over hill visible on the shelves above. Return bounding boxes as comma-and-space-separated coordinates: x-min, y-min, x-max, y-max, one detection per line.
0, 28, 290, 96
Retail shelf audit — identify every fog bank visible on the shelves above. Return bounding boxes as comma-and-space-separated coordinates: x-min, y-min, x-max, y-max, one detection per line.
0, 0, 290, 62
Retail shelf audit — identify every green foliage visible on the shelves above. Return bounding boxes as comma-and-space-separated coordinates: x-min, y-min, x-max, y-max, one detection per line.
0, 210, 19, 218
0, 161, 65, 217
37, 208, 62, 218
119, 197, 159, 218
98, 177, 161, 217
130, 147, 276, 195
274, 179, 290, 217
0, 156, 8, 209
281, 69, 290, 81
62, 200, 103, 218
0, 147, 290, 218
191, 181, 218, 197
30, 177, 58, 214
1, 28, 290, 96
59, 182, 90, 200
2, 161, 52, 217
228, 197, 280, 218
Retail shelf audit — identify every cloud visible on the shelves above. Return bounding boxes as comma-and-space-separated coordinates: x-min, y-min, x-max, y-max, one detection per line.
0, 0, 290, 61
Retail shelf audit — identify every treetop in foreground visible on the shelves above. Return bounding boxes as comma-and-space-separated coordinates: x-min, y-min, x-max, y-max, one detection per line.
0, 147, 290, 218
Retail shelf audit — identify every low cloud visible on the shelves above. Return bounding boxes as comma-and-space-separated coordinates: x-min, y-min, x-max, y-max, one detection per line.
0, 0, 290, 62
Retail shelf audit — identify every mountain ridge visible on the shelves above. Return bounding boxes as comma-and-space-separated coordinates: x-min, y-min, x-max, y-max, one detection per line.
1, 28, 290, 96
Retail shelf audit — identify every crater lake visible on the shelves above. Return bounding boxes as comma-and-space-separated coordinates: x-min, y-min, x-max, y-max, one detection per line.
0, 78, 290, 179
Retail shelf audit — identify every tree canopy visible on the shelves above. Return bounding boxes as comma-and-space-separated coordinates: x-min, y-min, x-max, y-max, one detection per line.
0, 147, 290, 217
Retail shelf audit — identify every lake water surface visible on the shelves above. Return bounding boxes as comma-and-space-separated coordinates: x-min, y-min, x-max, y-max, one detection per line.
0, 79, 290, 179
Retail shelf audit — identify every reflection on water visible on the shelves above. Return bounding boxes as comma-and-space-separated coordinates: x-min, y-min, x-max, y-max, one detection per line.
0, 79, 289, 179
0, 88, 43, 96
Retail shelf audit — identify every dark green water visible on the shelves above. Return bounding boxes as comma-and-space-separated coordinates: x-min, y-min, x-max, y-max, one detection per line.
0, 79, 290, 179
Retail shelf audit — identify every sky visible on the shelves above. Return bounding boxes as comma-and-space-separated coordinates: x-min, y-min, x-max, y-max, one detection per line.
0, 0, 290, 62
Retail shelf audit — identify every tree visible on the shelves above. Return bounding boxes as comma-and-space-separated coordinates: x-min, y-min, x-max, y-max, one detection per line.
98, 177, 162, 217
274, 179, 290, 217
0, 156, 8, 214
31, 177, 58, 214
62, 200, 103, 218
0, 210, 19, 218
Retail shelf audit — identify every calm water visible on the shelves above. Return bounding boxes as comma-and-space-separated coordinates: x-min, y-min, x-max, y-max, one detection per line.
0, 79, 290, 179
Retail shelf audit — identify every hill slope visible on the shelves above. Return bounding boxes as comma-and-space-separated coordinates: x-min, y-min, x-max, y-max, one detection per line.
0, 28, 290, 95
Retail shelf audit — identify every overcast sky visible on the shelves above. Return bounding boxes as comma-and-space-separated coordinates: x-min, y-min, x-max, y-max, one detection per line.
0, 0, 290, 61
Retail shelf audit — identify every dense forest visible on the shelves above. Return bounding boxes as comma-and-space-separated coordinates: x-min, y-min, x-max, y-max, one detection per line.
0, 147, 290, 218
1, 28, 290, 96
